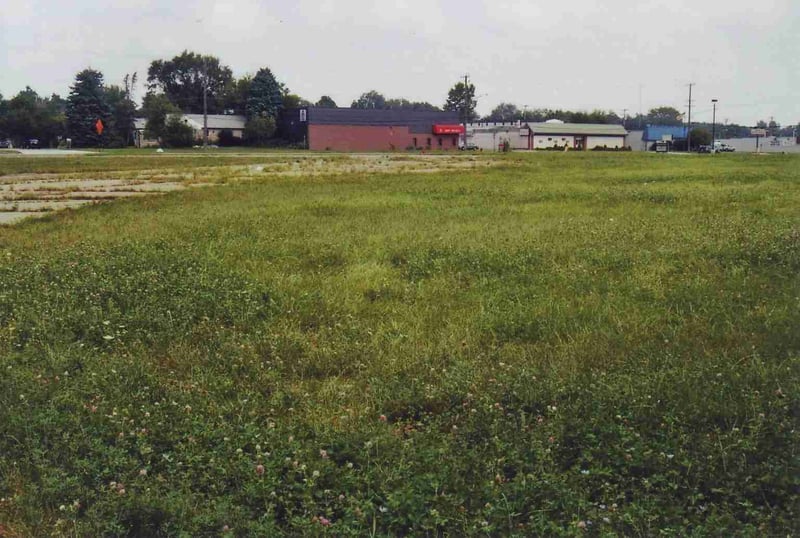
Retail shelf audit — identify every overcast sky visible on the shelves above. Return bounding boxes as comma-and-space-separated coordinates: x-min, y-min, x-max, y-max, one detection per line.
2, 0, 798, 126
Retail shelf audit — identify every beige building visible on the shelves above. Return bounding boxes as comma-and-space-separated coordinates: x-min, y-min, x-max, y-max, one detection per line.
133, 114, 247, 147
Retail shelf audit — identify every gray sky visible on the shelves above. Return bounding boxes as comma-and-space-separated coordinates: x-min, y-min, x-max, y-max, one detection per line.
2, 0, 798, 126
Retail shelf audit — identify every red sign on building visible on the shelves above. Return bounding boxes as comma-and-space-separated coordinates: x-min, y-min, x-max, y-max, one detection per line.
432, 124, 464, 135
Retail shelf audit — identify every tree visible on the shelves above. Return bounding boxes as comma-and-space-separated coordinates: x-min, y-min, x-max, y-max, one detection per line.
282, 93, 310, 109
647, 106, 683, 126
351, 90, 386, 109
105, 75, 137, 147
66, 69, 112, 147
315, 95, 337, 108
0, 93, 7, 139
147, 51, 233, 113
486, 103, 520, 122
243, 116, 276, 146
222, 75, 252, 115
444, 81, 477, 123
689, 127, 711, 149
385, 98, 440, 111
245, 68, 283, 119
767, 119, 779, 136
142, 93, 178, 142
161, 115, 195, 147
2, 88, 65, 147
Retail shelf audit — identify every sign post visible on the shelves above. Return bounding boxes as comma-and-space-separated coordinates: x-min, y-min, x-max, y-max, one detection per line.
751, 128, 766, 153
95, 119, 105, 151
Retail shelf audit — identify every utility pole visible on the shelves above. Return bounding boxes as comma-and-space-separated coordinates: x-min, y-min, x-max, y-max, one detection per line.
622, 108, 628, 127
686, 83, 694, 152
202, 55, 209, 148
462, 73, 470, 148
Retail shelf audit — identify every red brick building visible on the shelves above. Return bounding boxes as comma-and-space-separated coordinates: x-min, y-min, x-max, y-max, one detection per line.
279, 107, 464, 152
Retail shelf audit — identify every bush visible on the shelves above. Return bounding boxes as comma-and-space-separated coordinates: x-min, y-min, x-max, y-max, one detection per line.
243, 116, 276, 146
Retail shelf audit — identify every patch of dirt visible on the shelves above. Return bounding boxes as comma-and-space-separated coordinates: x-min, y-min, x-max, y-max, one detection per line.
0, 154, 495, 224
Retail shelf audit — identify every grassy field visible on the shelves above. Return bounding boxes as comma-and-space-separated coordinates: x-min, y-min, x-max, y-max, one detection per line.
0, 152, 798, 536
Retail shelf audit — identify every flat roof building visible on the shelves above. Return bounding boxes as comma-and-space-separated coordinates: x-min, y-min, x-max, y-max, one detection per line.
279, 107, 463, 152
466, 121, 628, 151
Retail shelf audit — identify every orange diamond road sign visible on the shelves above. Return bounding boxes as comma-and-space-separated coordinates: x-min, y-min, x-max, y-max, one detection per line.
95, 119, 104, 135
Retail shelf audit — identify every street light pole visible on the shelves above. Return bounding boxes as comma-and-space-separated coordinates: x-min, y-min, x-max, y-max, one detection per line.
711, 99, 718, 153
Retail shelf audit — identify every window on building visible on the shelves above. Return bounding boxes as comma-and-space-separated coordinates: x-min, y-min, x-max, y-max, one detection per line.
438, 138, 442, 146
426, 137, 431, 147
548, 137, 552, 141
452, 138, 456, 146
413, 137, 417, 147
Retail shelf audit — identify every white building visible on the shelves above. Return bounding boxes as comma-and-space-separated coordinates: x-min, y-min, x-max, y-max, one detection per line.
466, 121, 529, 150
527, 121, 628, 150
466, 120, 629, 151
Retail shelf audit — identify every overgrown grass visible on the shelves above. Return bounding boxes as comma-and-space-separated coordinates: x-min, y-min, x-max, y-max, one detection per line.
1, 152, 798, 536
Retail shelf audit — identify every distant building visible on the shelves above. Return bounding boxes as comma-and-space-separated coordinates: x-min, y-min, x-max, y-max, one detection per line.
466, 120, 628, 151
278, 107, 463, 152
466, 121, 530, 150
527, 122, 628, 150
133, 114, 246, 147
641, 125, 688, 150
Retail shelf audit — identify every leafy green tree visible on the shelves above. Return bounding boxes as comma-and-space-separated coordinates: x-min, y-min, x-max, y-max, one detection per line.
281, 93, 310, 109
385, 98, 440, 111
243, 116, 276, 146
315, 95, 337, 108
444, 81, 477, 122
351, 90, 386, 109
222, 75, 252, 115
105, 80, 137, 147
142, 93, 179, 142
647, 106, 683, 126
245, 68, 283, 119
486, 103, 520, 122
66, 69, 112, 147
2, 88, 65, 147
161, 116, 195, 147
689, 127, 711, 148
147, 50, 233, 113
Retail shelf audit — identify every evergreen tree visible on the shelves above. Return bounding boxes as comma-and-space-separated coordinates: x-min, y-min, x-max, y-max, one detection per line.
66, 69, 112, 147
245, 68, 283, 119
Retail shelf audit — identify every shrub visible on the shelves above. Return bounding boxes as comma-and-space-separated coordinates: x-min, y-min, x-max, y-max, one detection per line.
161, 116, 195, 148
243, 116, 276, 146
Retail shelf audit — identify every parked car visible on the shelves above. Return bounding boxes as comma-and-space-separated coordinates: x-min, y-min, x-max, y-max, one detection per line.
459, 143, 480, 151
713, 142, 735, 152
697, 145, 712, 153
0, 139, 13, 149
25, 139, 40, 149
